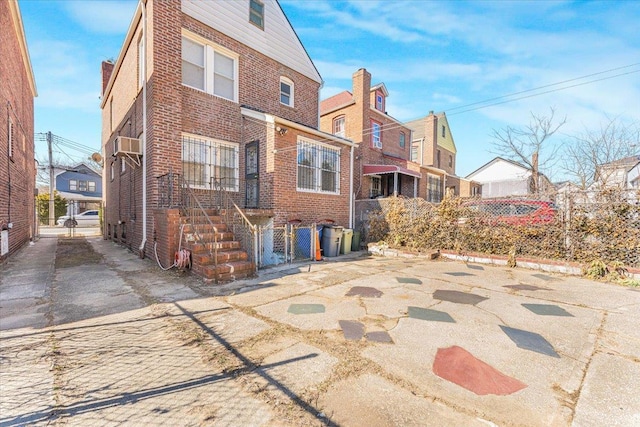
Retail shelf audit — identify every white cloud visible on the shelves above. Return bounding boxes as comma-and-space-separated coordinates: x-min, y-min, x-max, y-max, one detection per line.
64, 0, 137, 35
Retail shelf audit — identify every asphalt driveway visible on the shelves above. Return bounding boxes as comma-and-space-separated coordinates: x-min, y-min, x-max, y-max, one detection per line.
1, 236, 638, 426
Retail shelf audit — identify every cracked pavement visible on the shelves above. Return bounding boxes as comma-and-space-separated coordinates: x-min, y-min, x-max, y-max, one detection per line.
1, 235, 639, 426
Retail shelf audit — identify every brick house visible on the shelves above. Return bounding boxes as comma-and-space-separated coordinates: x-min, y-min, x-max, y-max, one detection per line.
101, 0, 353, 280
320, 69, 421, 200
0, 0, 37, 261
405, 112, 481, 201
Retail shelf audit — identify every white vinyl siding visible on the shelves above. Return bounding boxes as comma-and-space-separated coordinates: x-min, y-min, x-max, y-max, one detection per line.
181, 1, 321, 83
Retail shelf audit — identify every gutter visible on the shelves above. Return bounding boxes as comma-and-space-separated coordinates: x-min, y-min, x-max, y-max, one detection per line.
138, 0, 147, 256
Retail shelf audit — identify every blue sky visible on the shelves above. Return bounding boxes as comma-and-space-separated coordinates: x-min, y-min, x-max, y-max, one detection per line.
20, 0, 640, 179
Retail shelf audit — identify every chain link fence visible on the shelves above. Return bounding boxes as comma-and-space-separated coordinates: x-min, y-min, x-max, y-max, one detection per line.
357, 188, 640, 268
257, 223, 317, 268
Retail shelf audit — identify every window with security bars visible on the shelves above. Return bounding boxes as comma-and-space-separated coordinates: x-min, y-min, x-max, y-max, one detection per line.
427, 175, 442, 203
297, 138, 340, 194
182, 134, 239, 191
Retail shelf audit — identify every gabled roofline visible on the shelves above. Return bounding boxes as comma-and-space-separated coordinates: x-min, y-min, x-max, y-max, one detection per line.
100, 0, 144, 109
321, 100, 356, 116
241, 107, 355, 147
371, 82, 389, 97
9, 0, 37, 97
465, 156, 530, 179
275, 0, 322, 84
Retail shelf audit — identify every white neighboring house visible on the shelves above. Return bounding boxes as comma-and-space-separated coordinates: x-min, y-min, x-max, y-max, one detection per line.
465, 157, 552, 198
594, 155, 640, 189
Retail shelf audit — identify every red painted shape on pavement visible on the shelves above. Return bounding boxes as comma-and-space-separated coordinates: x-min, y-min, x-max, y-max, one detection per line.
432, 346, 527, 396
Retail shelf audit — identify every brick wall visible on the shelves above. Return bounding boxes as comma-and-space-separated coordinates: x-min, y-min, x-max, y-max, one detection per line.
0, 1, 36, 261
102, 0, 331, 257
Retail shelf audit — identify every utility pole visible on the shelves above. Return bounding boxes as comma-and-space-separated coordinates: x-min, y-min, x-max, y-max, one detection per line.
48, 131, 54, 226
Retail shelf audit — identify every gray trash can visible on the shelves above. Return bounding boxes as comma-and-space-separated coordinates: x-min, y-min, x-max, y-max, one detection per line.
340, 229, 353, 255
322, 225, 343, 257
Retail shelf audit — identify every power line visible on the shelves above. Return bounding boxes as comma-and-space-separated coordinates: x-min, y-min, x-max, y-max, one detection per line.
446, 62, 640, 113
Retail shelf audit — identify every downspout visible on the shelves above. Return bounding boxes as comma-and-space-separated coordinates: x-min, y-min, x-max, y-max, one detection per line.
138, 0, 148, 257
349, 145, 354, 228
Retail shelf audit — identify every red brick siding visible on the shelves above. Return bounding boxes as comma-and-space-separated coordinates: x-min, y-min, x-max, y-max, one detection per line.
0, 1, 36, 261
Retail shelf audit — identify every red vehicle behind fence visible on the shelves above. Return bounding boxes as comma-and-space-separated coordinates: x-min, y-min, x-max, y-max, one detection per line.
461, 199, 558, 226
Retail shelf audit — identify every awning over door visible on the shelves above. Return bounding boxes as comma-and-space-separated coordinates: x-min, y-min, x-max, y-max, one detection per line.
362, 164, 421, 178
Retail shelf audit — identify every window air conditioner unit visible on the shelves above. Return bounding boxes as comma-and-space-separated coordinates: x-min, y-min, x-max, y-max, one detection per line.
114, 136, 142, 156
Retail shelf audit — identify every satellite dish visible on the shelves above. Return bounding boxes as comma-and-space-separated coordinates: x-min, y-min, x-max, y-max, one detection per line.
91, 152, 103, 163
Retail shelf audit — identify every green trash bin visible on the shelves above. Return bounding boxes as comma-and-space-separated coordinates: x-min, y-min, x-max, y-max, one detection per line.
351, 231, 361, 251
341, 229, 353, 255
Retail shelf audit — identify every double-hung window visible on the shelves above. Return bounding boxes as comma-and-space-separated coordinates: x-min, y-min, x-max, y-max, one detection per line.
69, 179, 77, 191
181, 31, 238, 102
182, 36, 205, 91
182, 133, 239, 192
88, 181, 96, 192
399, 132, 405, 148
371, 120, 382, 149
333, 116, 345, 137
297, 137, 340, 194
280, 77, 294, 107
249, 0, 264, 29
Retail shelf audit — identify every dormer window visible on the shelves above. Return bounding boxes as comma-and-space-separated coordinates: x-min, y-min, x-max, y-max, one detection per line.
249, 0, 264, 29
280, 77, 294, 107
375, 92, 384, 112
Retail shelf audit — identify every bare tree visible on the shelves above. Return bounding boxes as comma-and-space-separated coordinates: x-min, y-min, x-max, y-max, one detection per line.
561, 117, 639, 189
491, 108, 567, 193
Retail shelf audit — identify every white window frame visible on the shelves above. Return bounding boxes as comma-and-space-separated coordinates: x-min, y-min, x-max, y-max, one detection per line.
181, 30, 239, 103
88, 181, 96, 192
69, 179, 77, 191
333, 116, 345, 137
181, 133, 239, 192
376, 93, 384, 111
280, 76, 294, 107
121, 157, 126, 173
371, 120, 382, 149
296, 136, 341, 195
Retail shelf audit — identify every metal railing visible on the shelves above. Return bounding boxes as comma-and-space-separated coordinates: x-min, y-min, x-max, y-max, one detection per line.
157, 172, 257, 282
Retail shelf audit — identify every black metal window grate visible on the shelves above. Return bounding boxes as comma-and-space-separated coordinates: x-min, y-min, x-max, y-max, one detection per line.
182, 134, 239, 191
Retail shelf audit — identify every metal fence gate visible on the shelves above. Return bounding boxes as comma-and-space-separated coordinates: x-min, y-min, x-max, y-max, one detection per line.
257, 224, 317, 268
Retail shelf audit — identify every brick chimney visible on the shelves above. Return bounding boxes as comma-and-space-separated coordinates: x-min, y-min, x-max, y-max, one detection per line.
101, 61, 115, 96
352, 68, 371, 111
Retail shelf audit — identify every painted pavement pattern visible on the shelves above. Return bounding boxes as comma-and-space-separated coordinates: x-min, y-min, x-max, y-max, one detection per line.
2, 238, 640, 427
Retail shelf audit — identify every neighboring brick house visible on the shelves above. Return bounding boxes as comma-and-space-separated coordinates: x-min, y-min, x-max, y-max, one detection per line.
0, 0, 37, 261
54, 163, 102, 218
405, 112, 481, 201
320, 68, 420, 200
101, 0, 353, 279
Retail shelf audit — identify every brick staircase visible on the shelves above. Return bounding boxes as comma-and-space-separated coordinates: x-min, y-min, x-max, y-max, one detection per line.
180, 210, 255, 282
